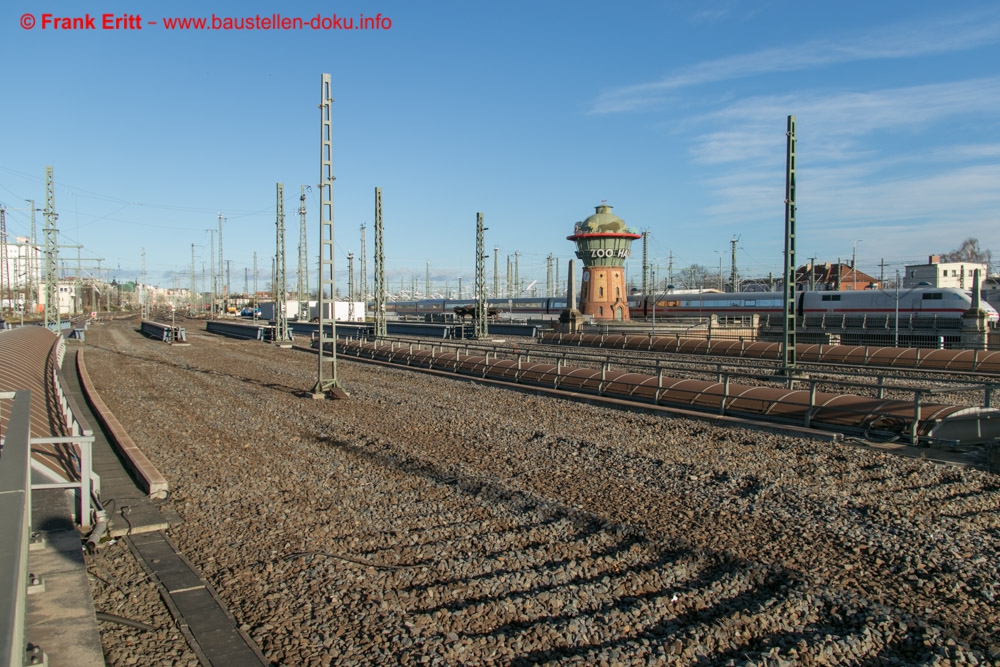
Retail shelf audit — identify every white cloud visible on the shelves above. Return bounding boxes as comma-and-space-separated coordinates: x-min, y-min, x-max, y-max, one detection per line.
687, 77, 1000, 165
591, 11, 1000, 114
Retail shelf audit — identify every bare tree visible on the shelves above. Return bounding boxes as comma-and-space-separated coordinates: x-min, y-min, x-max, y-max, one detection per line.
678, 264, 715, 290
941, 237, 992, 264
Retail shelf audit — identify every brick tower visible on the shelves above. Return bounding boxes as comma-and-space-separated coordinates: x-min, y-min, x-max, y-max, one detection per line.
567, 204, 640, 321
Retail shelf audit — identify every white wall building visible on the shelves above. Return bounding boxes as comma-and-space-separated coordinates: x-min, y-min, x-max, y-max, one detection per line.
903, 256, 988, 289
0, 237, 44, 312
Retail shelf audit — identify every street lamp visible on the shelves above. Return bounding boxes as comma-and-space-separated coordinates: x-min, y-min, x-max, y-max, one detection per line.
852, 240, 863, 289
714, 250, 724, 291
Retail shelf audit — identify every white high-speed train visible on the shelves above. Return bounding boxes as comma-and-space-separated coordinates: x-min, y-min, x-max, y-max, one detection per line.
627, 288, 999, 325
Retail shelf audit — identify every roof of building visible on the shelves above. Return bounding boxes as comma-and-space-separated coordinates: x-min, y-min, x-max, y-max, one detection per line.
573, 204, 633, 235
795, 263, 879, 288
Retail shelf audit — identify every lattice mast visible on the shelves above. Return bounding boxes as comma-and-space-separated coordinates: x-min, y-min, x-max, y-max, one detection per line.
641, 231, 649, 296
253, 252, 258, 314
346, 252, 355, 321
217, 213, 225, 311
493, 248, 499, 298
360, 224, 368, 309
312, 73, 346, 397
0, 208, 9, 317
730, 236, 739, 293
43, 167, 60, 330
140, 248, 147, 320
274, 183, 291, 342
474, 212, 488, 339
297, 185, 310, 320
546, 254, 553, 298
190, 244, 196, 312
208, 230, 215, 318
25, 200, 37, 313
373, 187, 386, 338
782, 115, 797, 372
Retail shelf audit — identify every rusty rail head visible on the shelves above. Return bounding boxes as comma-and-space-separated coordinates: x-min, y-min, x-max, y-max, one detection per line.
339, 337, 1000, 444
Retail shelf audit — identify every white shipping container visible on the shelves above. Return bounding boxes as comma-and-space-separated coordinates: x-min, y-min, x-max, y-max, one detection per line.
258, 300, 300, 320
309, 301, 366, 322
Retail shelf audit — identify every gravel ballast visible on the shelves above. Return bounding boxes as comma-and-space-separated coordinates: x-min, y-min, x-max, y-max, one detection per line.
82, 318, 1000, 666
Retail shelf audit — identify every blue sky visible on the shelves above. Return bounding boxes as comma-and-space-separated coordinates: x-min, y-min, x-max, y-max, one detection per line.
2, 0, 999, 296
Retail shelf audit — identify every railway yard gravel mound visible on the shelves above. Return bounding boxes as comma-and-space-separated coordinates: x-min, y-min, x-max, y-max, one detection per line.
82, 318, 1000, 666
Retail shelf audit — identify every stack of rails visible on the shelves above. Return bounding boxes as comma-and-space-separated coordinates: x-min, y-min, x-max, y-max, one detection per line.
205, 320, 276, 341
140, 320, 187, 343
540, 333, 1000, 374
337, 338, 1000, 445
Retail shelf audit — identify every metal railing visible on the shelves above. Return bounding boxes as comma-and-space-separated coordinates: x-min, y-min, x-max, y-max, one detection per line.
339, 339, 999, 446
29, 335, 97, 527
0, 390, 32, 667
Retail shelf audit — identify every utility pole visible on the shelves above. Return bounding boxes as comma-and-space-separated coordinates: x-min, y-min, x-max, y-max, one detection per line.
218, 213, 225, 311
140, 248, 147, 320
506, 255, 512, 299
555, 257, 559, 297
43, 167, 59, 331
852, 239, 862, 290
26, 200, 37, 314
253, 252, 258, 315
474, 212, 488, 338
546, 254, 553, 298
374, 187, 386, 338
425, 260, 430, 297
226, 259, 231, 303
74, 247, 82, 314
274, 183, 291, 342
880, 257, 885, 287
782, 114, 797, 374
359, 224, 367, 308
297, 185, 310, 320
347, 252, 355, 321
730, 236, 739, 293
0, 208, 9, 318
808, 255, 817, 291
492, 247, 499, 298
514, 251, 520, 296
190, 244, 196, 313
667, 252, 674, 288
207, 230, 216, 318
312, 74, 346, 397
641, 230, 649, 295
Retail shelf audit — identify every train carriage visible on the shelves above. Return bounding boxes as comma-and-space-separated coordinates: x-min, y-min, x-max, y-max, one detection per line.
629, 288, 998, 325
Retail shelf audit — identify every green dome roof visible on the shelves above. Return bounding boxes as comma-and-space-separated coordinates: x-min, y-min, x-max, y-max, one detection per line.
574, 204, 629, 234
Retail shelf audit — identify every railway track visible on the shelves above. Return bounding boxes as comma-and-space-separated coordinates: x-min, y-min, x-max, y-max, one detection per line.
321, 336, 1000, 446
78, 317, 1000, 664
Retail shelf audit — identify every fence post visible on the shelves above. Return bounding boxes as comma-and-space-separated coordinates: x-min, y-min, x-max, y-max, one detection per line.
805, 380, 817, 428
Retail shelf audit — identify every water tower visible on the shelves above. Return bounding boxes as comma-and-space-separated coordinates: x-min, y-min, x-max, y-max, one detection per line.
567, 203, 640, 321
